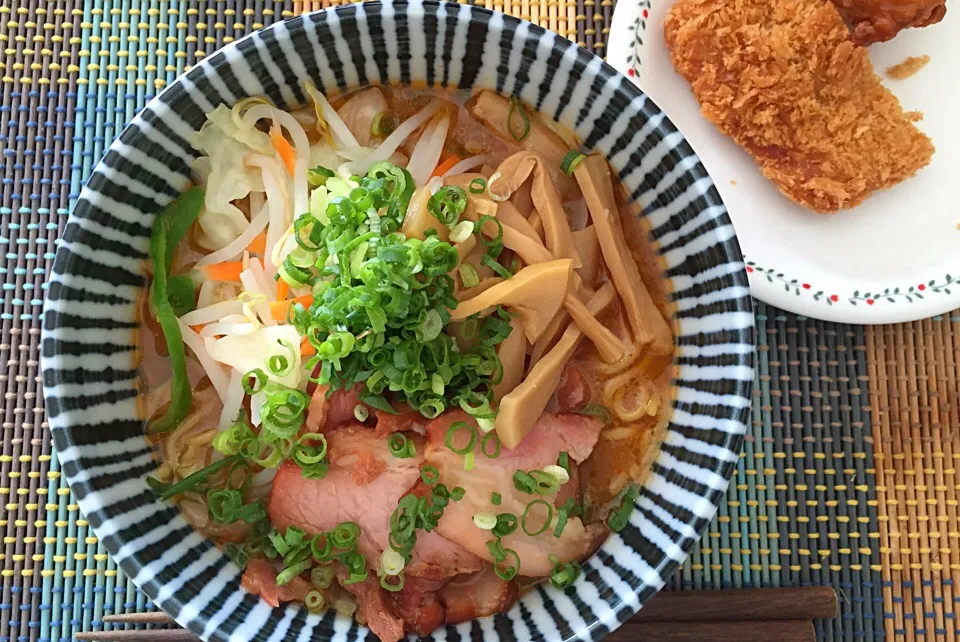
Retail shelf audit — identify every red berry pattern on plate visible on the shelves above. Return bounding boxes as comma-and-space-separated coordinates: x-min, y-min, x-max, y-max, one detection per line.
745, 261, 956, 307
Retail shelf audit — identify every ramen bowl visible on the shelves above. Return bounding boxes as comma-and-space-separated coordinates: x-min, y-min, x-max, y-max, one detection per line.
41, 2, 754, 640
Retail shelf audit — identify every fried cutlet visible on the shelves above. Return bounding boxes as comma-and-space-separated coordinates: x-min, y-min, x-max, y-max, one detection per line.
831, 0, 946, 45
664, 0, 935, 212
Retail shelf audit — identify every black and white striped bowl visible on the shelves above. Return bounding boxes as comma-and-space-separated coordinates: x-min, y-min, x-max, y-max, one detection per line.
41, 1, 754, 640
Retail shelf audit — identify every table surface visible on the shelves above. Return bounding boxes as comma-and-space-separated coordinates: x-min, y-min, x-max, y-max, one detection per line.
0, 1, 957, 641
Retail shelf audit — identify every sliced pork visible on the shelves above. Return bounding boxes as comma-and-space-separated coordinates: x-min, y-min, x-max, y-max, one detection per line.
240, 559, 311, 608
304, 385, 364, 433
339, 573, 406, 642
374, 405, 426, 438
442, 564, 519, 625
268, 425, 481, 579
426, 411, 606, 576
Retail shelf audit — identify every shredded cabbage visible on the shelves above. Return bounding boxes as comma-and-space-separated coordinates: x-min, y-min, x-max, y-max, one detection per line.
191, 105, 272, 250
309, 142, 342, 172
206, 325, 304, 390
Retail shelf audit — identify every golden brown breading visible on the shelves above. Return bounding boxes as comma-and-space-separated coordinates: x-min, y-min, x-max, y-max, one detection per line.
831, 0, 946, 45
664, 0, 935, 212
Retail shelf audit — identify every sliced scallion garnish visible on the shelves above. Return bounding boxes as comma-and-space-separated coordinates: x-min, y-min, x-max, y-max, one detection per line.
507, 95, 531, 142
560, 150, 585, 176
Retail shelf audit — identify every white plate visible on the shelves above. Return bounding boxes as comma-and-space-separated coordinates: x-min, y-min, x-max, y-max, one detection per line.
607, 0, 959, 324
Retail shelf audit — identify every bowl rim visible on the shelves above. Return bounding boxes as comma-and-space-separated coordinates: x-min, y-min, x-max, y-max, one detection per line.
41, 2, 754, 640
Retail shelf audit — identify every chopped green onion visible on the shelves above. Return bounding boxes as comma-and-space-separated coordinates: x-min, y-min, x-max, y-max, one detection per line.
290, 159, 508, 430
388, 433, 416, 458
560, 151, 586, 176
284, 526, 306, 548
242, 369, 268, 395
380, 572, 405, 592
491, 492, 502, 506
486, 537, 507, 562
280, 256, 313, 285
550, 559, 581, 590
252, 440, 284, 469
224, 543, 247, 568
293, 433, 328, 465
354, 404, 370, 422
469, 178, 487, 194
421, 465, 440, 486
331, 522, 361, 550
530, 469, 561, 495
293, 214, 324, 252
380, 549, 406, 576
493, 542, 521, 581
428, 185, 468, 225
481, 254, 513, 279
311, 533, 333, 562
607, 484, 639, 532
459, 263, 480, 288
521, 499, 553, 536
276, 559, 312, 586
558, 451, 570, 475
492, 513, 518, 538
463, 451, 475, 471
481, 432, 501, 459
340, 551, 368, 585
473, 512, 497, 530
431, 484, 451, 507
212, 418, 257, 456
512, 470, 536, 495
260, 382, 309, 442
154, 454, 243, 501
311, 566, 334, 590
359, 392, 396, 416
553, 499, 573, 538
475, 215, 503, 254
299, 460, 329, 480
573, 403, 613, 426
507, 95, 531, 142
269, 530, 291, 557
445, 421, 477, 455
449, 220, 474, 243
305, 589, 326, 612
371, 113, 397, 138
543, 464, 570, 485
450, 486, 466, 501
308, 165, 335, 187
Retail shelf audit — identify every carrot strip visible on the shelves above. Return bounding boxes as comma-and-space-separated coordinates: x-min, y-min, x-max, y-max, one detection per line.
269, 294, 313, 322
276, 278, 290, 301
199, 262, 244, 282
430, 154, 462, 179
270, 126, 296, 176
300, 336, 317, 357
247, 231, 267, 254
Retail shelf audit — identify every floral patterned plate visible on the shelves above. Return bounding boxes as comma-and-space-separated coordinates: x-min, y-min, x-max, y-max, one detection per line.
607, 0, 959, 324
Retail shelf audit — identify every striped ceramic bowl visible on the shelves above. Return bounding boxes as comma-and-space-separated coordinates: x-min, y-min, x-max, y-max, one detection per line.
40, 2, 754, 641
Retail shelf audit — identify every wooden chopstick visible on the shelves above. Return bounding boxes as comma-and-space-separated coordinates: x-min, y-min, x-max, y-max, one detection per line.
85, 587, 837, 642
633, 586, 838, 621
101, 612, 176, 625
607, 620, 816, 642
75, 632, 200, 642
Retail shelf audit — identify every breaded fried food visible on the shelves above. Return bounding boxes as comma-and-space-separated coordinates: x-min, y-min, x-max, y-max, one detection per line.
664, 0, 935, 212
832, 0, 946, 45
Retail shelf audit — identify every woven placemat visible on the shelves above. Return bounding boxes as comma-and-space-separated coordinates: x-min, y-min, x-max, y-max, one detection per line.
0, 1, 956, 641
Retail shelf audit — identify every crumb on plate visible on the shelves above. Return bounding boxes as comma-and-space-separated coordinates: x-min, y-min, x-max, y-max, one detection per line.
887, 55, 931, 80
